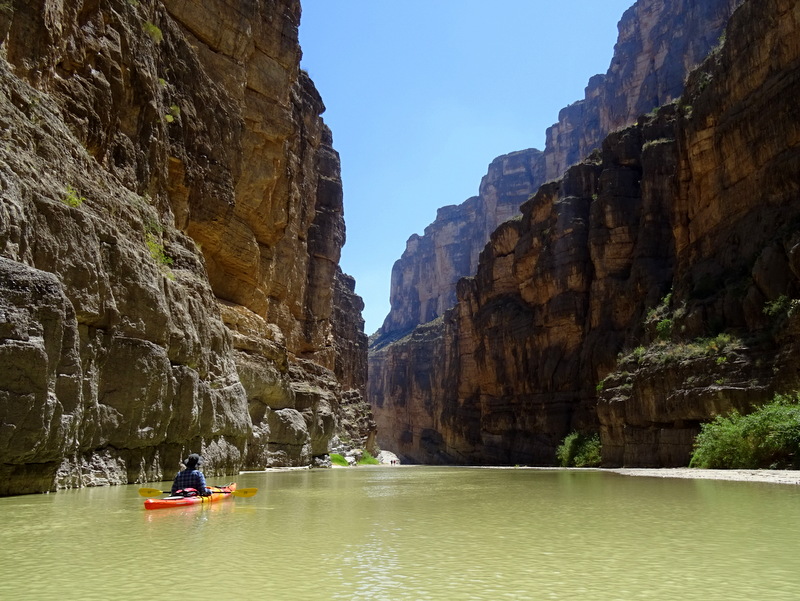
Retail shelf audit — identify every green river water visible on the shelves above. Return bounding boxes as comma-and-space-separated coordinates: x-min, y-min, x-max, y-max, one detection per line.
1, 467, 799, 600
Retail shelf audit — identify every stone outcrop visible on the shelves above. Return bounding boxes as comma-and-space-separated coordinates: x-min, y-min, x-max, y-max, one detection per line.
599, 0, 800, 465
371, 120, 679, 464
372, 0, 742, 347
0, 0, 373, 495
543, 0, 742, 180
373, 149, 545, 345
370, 0, 800, 466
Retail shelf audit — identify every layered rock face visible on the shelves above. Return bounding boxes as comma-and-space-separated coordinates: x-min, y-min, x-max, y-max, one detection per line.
371, 119, 678, 464
599, 0, 800, 465
0, 0, 372, 495
543, 0, 742, 180
371, 0, 800, 466
374, 149, 545, 344
372, 0, 741, 347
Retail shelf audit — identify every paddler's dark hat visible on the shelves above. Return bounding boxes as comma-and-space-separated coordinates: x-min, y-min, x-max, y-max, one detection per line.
184, 453, 203, 469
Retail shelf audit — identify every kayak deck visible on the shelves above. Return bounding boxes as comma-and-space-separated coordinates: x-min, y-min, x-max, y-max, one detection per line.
144, 483, 237, 510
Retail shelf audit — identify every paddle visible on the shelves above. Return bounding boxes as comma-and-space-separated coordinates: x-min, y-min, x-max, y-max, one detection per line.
138, 487, 258, 498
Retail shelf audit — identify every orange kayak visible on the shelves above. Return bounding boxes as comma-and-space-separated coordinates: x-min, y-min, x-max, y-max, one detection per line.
143, 483, 237, 510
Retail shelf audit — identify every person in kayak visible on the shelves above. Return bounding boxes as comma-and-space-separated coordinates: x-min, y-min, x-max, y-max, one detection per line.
171, 453, 212, 496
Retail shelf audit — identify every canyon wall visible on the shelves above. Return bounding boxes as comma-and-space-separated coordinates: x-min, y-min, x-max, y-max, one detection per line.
371, 0, 800, 466
372, 0, 741, 346
543, 0, 741, 180
374, 149, 545, 344
599, 0, 800, 465
0, 0, 373, 495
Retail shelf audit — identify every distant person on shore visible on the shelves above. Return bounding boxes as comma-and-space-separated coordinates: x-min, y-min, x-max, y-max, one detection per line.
171, 453, 212, 496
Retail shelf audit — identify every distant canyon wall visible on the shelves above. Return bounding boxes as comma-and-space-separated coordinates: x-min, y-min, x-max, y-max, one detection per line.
0, 0, 372, 495
372, 0, 741, 346
375, 149, 545, 342
543, 0, 741, 180
370, 0, 799, 466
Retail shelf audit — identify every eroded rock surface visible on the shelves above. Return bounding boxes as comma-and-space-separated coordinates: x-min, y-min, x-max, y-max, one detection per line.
372, 0, 741, 349
374, 150, 545, 345
599, 0, 800, 465
371, 0, 800, 467
0, 0, 373, 495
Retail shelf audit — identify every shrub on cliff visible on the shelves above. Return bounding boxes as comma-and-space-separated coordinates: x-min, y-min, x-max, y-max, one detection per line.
556, 432, 602, 467
690, 394, 800, 469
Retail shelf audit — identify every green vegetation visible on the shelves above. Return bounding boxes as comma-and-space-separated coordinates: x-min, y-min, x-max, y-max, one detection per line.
556, 432, 602, 468
164, 104, 180, 123
696, 71, 713, 93
330, 453, 349, 467
764, 295, 791, 317
646, 291, 672, 321
628, 345, 647, 364
690, 394, 800, 469
357, 450, 380, 465
656, 318, 673, 341
620, 332, 739, 367
763, 295, 799, 328
145, 232, 173, 268
646, 291, 677, 342
62, 184, 85, 208
142, 22, 163, 43
642, 137, 675, 151
329, 451, 379, 466
712, 32, 727, 54
702, 332, 735, 353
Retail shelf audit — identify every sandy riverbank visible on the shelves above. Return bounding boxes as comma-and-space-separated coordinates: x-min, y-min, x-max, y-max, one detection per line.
609, 468, 800, 485
249, 464, 800, 485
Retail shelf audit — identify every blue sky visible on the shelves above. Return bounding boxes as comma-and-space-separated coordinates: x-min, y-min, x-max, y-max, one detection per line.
299, 1, 635, 333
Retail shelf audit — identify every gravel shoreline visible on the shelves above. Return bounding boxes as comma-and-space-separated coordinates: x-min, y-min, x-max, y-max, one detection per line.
250, 465, 800, 485
609, 467, 800, 485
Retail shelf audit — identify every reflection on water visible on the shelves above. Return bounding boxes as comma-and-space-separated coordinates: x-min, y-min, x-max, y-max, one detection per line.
0, 467, 799, 600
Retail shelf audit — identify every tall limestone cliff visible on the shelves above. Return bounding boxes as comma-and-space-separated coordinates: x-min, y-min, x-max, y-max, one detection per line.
0, 0, 373, 495
598, 0, 800, 465
375, 149, 545, 343
370, 0, 799, 466
372, 0, 741, 348
543, 0, 742, 180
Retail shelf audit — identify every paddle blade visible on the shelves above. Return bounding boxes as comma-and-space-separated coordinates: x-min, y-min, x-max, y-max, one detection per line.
138, 487, 167, 497
231, 487, 258, 498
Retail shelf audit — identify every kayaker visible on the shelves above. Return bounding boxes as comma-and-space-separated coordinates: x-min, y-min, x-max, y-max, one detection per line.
171, 453, 212, 496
